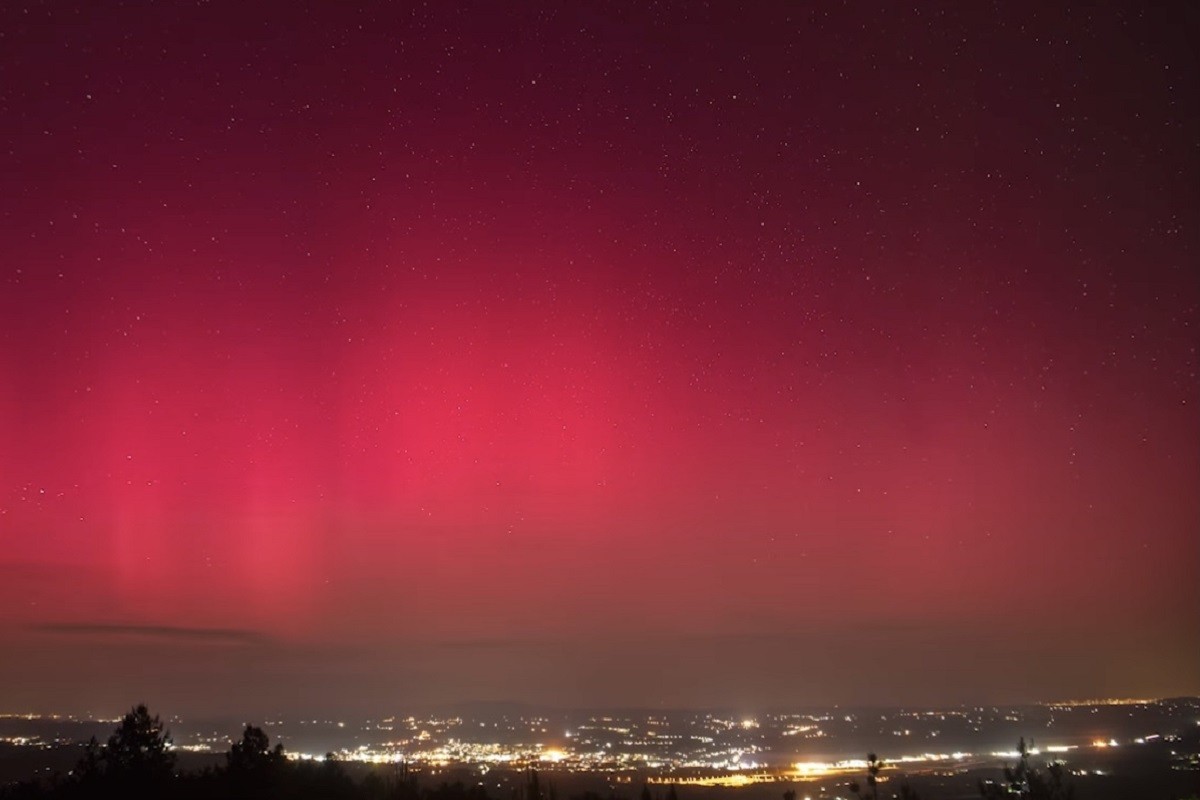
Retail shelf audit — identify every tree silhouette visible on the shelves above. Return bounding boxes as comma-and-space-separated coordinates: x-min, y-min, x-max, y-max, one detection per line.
223, 724, 287, 798
72, 736, 104, 784
65, 704, 178, 797
227, 724, 285, 772
848, 752, 920, 800
526, 769, 543, 800
847, 752, 881, 800
1035, 761, 1074, 800
103, 704, 176, 778
979, 737, 1074, 800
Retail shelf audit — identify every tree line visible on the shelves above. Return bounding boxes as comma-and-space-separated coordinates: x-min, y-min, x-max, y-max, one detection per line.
4, 704, 434, 800
841, 738, 1075, 800
0, 704, 1098, 800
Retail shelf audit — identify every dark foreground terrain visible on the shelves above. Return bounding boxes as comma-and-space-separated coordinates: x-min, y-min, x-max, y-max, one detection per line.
1, 702, 1197, 800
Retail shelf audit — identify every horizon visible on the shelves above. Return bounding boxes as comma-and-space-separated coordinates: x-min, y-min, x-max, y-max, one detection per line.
5, 694, 1196, 725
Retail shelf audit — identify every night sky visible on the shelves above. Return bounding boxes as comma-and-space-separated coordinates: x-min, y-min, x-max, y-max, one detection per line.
1, 2, 1197, 718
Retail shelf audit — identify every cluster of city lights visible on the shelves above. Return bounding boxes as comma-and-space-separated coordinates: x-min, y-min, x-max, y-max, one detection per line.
1, 697, 1194, 785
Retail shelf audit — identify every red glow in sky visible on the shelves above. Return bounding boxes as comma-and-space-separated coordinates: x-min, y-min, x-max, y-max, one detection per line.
1, 2, 1197, 716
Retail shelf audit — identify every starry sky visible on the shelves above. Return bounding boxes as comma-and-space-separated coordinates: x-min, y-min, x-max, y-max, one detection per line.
1, 2, 1197, 717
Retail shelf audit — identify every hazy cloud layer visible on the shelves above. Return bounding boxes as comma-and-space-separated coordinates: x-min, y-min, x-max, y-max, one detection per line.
30, 623, 269, 646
